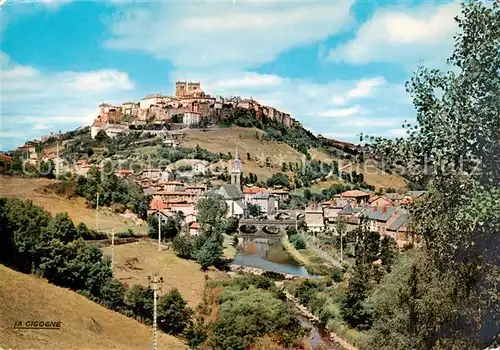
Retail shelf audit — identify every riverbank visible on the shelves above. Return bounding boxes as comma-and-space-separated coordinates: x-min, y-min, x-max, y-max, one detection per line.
281, 288, 358, 350
280, 234, 331, 275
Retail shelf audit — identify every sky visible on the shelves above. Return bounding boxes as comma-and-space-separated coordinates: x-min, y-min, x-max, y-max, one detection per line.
0, 0, 462, 151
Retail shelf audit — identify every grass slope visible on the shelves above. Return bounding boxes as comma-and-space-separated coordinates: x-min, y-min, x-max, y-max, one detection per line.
0, 265, 186, 350
180, 127, 407, 189
101, 241, 228, 307
0, 175, 147, 234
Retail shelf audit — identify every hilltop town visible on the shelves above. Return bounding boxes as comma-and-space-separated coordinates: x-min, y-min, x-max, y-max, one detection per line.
91, 81, 302, 139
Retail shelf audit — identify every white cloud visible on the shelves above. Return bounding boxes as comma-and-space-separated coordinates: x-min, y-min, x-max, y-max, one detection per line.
33, 123, 49, 130
346, 77, 386, 98
329, 76, 386, 107
328, 2, 460, 67
318, 106, 361, 118
331, 95, 346, 106
0, 52, 136, 150
104, 1, 355, 69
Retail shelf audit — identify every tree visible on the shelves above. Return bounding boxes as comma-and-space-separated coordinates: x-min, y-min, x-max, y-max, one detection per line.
196, 233, 223, 270
289, 234, 306, 250
281, 162, 287, 172
363, 3, 500, 348
196, 196, 227, 234
99, 279, 126, 311
172, 235, 196, 259
224, 217, 239, 235
125, 285, 154, 323
94, 130, 109, 145
158, 289, 192, 335
246, 152, 251, 161
380, 236, 397, 271
341, 224, 379, 330
303, 188, 312, 201
247, 203, 261, 218
266, 172, 291, 188
46, 212, 78, 243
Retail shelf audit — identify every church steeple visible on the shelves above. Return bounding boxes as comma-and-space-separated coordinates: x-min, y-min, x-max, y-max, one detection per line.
231, 145, 243, 190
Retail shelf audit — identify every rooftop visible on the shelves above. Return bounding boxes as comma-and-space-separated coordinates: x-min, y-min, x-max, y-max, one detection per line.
243, 186, 267, 194
386, 212, 409, 232
361, 206, 397, 222
337, 190, 371, 198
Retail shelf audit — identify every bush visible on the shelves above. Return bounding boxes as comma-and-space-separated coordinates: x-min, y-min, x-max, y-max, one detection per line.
210, 285, 306, 349
286, 227, 298, 237
172, 235, 196, 259
331, 267, 343, 283
116, 229, 136, 238
289, 234, 306, 250
158, 289, 193, 335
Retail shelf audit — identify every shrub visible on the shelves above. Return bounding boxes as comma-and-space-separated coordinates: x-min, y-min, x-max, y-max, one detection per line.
158, 289, 193, 335
289, 234, 306, 250
116, 229, 136, 238
331, 267, 343, 283
172, 235, 196, 259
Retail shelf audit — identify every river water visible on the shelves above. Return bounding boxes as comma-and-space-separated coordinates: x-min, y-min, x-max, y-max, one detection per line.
233, 237, 339, 349
233, 237, 314, 277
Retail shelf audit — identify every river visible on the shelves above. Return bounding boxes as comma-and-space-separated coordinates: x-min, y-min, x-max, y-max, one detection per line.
233, 237, 339, 349
233, 237, 314, 277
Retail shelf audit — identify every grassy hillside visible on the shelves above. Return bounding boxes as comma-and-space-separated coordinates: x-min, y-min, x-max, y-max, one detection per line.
0, 175, 147, 234
180, 127, 407, 189
101, 241, 228, 306
0, 265, 186, 349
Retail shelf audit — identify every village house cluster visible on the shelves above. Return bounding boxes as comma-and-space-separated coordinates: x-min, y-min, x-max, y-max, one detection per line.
90, 81, 303, 139
303, 189, 425, 248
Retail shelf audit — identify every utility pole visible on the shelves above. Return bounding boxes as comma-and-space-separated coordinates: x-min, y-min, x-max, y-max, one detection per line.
111, 228, 115, 274
96, 192, 100, 231
157, 211, 162, 251
56, 141, 59, 179
337, 216, 345, 262
340, 222, 343, 262
148, 273, 163, 350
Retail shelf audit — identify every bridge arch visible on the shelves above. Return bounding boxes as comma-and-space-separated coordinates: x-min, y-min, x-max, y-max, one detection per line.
275, 212, 291, 220
239, 225, 257, 234
261, 226, 280, 235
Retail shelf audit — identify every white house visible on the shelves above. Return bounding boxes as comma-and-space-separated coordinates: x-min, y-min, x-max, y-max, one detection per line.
183, 111, 201, 125
90, 123, 129, 139
253, 192, 276, 216
140, 93, 163, 110
192, 161, 207, 175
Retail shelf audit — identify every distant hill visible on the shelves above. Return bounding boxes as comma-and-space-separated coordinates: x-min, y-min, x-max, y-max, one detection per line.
180, 126, 408, 190
0, 265, 186, 350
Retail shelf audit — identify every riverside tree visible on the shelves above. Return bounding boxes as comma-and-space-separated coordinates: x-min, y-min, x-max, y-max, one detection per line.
363, 2, 499, 348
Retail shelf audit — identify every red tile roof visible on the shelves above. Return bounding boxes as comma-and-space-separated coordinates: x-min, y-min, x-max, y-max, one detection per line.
190, 222, 200, 229
243, 186, 266, 194
337, 190, 371, 198
150, 197, 168, 210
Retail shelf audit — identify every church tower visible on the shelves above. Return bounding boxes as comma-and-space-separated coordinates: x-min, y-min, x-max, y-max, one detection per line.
231, 146, 243, 190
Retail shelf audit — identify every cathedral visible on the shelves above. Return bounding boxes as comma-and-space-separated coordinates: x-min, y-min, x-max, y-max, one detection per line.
204, 147, 246, 218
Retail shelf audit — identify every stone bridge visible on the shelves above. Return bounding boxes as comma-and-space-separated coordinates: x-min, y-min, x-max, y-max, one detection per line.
238, 219, 297, 235
273, 210, 305, 221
